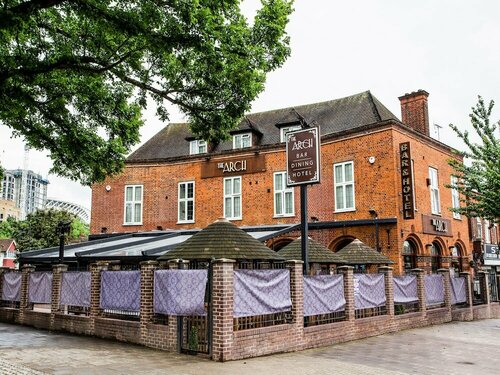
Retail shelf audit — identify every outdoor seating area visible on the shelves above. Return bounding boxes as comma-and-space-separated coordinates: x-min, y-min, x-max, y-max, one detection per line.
0, 260, 497, 362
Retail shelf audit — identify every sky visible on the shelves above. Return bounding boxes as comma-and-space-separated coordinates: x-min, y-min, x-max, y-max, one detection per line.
0, 0, 499, 211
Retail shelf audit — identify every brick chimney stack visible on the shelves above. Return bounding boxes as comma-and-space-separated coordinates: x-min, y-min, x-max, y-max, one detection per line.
398, 90, 430, 136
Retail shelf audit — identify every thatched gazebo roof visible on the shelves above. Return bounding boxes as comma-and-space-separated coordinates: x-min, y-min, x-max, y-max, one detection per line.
157, 218, 283, 261
335, 239, 394, 265
278, 237, 342, 264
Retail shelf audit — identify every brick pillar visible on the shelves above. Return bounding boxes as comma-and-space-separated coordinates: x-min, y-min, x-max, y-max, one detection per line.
378, 266, 394, 316
140, 261, 159, 344
166, 260, 181, 351
19, 265, 35, 324
89, 261, 109, 332
478, 271, 491, 305
338, 266, 355, 321
286, 260, 303, 347
0, 267, 10, 298
437, 268, 451, 309
411, 268, 426, 314
459, 272, 473, 308
211, 258, 235, 362
50, 264, 68, 329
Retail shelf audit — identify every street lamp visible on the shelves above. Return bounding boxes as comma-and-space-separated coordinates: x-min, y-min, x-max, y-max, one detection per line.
56, 220, 72, 264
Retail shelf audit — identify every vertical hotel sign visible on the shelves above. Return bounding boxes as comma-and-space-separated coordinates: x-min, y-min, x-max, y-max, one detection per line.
286, 127, 321, 186
400, 142, 414, 219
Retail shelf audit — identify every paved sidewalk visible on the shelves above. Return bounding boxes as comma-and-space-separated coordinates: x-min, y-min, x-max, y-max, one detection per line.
0, 319, 499, 374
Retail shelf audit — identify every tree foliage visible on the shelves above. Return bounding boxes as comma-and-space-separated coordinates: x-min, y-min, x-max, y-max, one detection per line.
448, 96, 500, 224
0, 0, 293, 185
0, 216, 16, 239
4, 209, 89, 251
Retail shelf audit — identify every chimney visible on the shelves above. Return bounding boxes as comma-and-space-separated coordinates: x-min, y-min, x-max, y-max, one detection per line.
398, 90, 430, 136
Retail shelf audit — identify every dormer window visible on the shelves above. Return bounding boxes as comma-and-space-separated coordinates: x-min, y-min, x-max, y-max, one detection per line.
280, 125, 301, 142
189, 139, 207, 155
233, 133, 252, 149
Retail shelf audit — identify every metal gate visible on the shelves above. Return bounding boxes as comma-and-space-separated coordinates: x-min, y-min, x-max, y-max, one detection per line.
178, 262, 212, 355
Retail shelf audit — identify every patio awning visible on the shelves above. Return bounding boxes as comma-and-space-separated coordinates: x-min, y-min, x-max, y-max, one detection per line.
18, 224, 296, 264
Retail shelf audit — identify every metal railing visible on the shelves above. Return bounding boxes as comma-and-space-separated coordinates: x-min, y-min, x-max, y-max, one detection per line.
355, 305, 387, 319
304, 310, 346, 327
234, 311, 292, 331
394, 302, 419, 315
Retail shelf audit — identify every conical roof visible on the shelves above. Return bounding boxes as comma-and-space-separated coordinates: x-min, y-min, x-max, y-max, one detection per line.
158, 218, 283, 261
334, 239, 394, 265
278, 237, 342, 263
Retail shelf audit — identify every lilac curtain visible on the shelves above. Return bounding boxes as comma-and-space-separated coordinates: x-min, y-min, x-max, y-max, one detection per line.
354, 274, 386, 309
450, 277, 467, 304
393, 275, 418, 303
424, 274, 444, 305
60, 272, 91, 307
100, 271, 140, 312
303, 275, 345, 317
233, 269, 292, 318
1, 272, 22, 301
28, 272, 53, 304
153, 269, 208, 316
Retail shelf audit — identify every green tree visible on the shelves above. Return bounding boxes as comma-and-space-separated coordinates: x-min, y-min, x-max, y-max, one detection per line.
448, 96, 500, 224
0, 0, 293, 185
11, 209, 89, 251
0, 216, 17, 239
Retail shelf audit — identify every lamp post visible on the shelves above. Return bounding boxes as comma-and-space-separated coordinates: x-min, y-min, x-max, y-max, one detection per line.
57, 220, 72, 264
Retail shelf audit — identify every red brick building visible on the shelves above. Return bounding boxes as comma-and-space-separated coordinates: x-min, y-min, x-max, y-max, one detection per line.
91, 90, 471, 275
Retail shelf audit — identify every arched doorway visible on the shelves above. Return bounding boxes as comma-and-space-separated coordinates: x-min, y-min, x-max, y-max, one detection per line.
329, 236, 355, 253
402, 239, 418, 273
269, 238, 294, 252
430, 241, 442, 273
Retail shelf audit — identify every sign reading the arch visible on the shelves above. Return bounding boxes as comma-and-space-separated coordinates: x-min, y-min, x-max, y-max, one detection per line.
399, 142, 415, 219
286, 127, 321, 186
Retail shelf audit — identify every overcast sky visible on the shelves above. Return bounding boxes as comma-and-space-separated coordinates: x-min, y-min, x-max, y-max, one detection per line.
1, 0, 499, 211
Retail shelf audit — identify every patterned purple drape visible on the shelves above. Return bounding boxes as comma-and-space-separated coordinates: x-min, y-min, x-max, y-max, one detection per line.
303, 275, 345, 317
1, 272, 22, 301
28, 272, 53, 304
424, 274, 444, 305
153, 269, 208, 316
354, 274, 386, 309
60, 272, 91, 307
100, 271, 140, 312
450, 277, 467, 304
393, 275, 418, 303
233, 269, 292, 318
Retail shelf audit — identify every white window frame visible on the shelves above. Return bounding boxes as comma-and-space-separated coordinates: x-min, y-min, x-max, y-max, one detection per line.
280, 125, 302, 142
476, 218, 483, 240
334, 161, 355, 212
274, 172, 295, 217
223, 176, 242, 220
123, 185, 143, 225
178, 181, 195, 223
233, 133, 252, 149
189, 139, 207, 155
484, 219, 491, 243
429, 167, 441, 215
450, 176, 461, 219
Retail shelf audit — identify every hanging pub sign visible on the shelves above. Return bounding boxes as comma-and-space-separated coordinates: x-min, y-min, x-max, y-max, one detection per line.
399, 142, 415, 219
286, 127, 321, 186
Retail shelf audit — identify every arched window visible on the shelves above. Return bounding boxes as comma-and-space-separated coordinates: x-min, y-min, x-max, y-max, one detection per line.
402, 240, 417, 273
451, 244, 463, 273
430, 242, 442, 273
